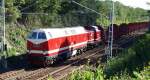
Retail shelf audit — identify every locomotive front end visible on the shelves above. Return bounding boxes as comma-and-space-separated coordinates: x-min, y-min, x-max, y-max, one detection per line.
27, 30, 53, 66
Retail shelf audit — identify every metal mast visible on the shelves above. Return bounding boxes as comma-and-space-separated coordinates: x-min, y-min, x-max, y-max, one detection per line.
0, 0, 7, 69
72, 0, 115, 59
105, 1, 114, 59
3, 0, 7, 69
148, 10, 150, 32
2, 0, 5, 51
0, 0, 5, 51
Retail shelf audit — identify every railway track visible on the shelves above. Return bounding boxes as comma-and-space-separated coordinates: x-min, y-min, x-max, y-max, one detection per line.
20, 46, 105, 80
0, 70, 25, 80
0, 67, 48, 80
38, 48, 106, 80
0, 46, 105, 80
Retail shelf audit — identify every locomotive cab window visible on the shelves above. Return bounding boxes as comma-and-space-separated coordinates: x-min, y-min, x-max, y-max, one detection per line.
38, 32, 46, 39
28, 32, 37, 39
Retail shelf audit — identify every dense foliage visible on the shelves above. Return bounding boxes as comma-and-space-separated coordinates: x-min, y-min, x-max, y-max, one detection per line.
66, 64, 150, 80
1, 0, 149, 27
105, 32, 150, 77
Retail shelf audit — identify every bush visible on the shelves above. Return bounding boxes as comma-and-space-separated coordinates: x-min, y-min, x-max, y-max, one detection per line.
7, 48, 16, 57
104, 33, 150, 77
69, 66, 105, 80
6, 24, 27, 54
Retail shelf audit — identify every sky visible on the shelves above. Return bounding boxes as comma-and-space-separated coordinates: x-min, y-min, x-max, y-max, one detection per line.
113, 0, 150, 10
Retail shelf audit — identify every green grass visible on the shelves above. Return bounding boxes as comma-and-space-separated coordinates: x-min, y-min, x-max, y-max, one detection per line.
5, 23, 30, 56
67, 66, 105, 80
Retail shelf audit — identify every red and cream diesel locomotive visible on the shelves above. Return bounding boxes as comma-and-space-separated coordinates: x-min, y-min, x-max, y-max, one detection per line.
27, 26, 102, 65
26, 21, 149, 66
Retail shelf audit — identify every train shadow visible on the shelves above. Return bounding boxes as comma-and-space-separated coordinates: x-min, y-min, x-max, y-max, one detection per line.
0, 54, 29, 73
0, 54, 83, 73
50, 58, 81, 67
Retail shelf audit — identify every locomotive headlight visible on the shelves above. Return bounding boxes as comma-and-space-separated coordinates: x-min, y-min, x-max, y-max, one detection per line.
27, 49, 31, 54
43, 50, 46, 55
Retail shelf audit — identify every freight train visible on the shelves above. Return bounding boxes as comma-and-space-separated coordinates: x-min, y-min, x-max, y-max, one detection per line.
27, 22, 149, 66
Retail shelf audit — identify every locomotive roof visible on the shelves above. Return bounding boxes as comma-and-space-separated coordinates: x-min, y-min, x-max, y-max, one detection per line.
30, 26, 100, 39
33, 26, 100, 32
32, 26, 84, 32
